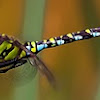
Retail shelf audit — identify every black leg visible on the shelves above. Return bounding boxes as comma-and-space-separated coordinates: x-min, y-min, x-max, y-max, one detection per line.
0, 58, 18, 68
14, 59, 27, 68
0, 59, 27, 73
12, 40, 30, 55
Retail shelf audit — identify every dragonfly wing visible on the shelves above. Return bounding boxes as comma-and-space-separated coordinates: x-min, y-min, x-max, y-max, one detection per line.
0, 58, 37, 87
10, 41, 56, 87
29, 55, 56, 88
0, 58, 19, 73
10, 59, 37, 87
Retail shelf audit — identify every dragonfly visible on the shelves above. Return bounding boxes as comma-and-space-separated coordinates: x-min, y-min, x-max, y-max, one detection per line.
0, 27, 100, 87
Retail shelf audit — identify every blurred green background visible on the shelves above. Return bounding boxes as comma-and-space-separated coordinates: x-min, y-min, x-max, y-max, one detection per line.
0, 0, 45, 100
0, 0, 100, 100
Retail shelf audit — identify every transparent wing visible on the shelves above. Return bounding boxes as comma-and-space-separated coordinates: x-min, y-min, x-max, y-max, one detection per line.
8, 41, 56, 88
0, 59, 37, 87
29, 55, 56, 88
11, 59, 37, 87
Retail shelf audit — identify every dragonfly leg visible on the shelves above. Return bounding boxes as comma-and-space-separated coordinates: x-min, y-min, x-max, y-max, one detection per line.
0, 59, 27, 73
12, 40, 30, 54
14, 59, 27, 68
11, 40, 22, 47
0, 58, 18, 68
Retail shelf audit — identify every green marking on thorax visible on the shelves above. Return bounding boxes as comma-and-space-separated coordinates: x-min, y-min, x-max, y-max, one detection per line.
0, 41, 26, 61
6, 43, 12, 50
19, 50, 26, 58
4, 46, 19, 60
0, 41, 9, 54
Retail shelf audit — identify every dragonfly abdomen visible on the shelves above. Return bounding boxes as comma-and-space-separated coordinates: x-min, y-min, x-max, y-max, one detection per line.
25, 27, 100, 54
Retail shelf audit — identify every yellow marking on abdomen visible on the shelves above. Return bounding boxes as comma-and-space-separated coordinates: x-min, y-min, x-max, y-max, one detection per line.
2, 34, 5, 37
43, 40, 47, 43
31, 41, 36, 53
49, 38, 55, 43
85, 29, 91, 33
77, 31, 80, 33
60, 35, 63, 38
49, 38, 56, 47
67, 33, 73, 38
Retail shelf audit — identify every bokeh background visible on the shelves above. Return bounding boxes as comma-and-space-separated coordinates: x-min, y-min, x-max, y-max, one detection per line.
0, 0, 100, 100
41, 0, 100, 100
